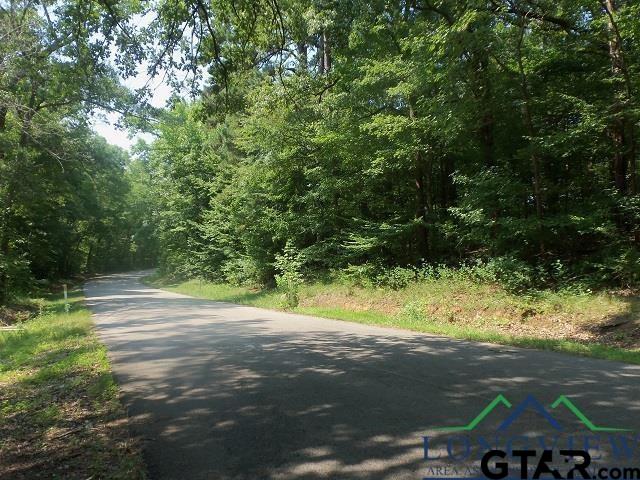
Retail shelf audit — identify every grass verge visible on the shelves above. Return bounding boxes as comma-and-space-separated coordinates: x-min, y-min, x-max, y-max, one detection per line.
0, 288, 145, 480
145, 274, 640, 365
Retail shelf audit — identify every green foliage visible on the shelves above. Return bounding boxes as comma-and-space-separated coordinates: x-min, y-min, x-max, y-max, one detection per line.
274, 243, 304, 308
5, 0, 640, 302
0, 0, 152, 303
595, 248, 640, 288
137, 0, 640, 292
339, 264, 381, 288
0, 254, 32, 300
220, 257, 263, 287
399, 301, 430, 326
474, 257, 537, 293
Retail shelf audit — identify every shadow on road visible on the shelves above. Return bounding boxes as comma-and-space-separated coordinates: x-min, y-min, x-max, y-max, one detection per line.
84, 272, 640, 480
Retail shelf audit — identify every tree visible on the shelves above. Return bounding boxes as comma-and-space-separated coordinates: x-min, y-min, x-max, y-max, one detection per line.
0, 0, 145, 302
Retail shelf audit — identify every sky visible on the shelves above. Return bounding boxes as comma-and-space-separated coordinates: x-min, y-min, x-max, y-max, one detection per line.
91, 12, 174, 152
91, 11, 208, 152
91, 67, 173, 152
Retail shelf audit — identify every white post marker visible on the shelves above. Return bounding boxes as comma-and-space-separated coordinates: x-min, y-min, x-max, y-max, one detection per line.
63, 283, 70, 314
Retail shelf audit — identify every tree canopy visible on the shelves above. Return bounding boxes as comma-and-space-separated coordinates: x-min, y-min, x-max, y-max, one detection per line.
140, 0, 640, 289
2, 0, 640, 302
0, 0, 151, 301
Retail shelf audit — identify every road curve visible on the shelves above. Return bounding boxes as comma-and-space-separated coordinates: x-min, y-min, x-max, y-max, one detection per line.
85, 272, 640, 480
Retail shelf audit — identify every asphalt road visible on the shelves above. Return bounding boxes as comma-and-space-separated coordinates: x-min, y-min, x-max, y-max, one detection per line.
85, 272, 640, 480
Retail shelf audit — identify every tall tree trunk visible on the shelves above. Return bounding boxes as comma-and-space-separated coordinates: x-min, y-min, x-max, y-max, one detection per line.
318, 30, 331, 75
0, 234, 8, 304
440, 154, 455, 208
478, 62, 498, 244
297, 41, 308, 72
0, 105, 8, 303
515, 21, 545, 255
414, 150, 431, 260
0, 188, 10, 306
630, 120, 637, 197
86, 241, 94, 273
409, 103, 431, 260
318, 33, 325, 74
470, 40, 495, 167
479, 110, 495, 168
602, 0, 636, 195
610, 112, 628, 194
322, 31, 331, 73
0, 106, 6, 132
601, 0, 640, 243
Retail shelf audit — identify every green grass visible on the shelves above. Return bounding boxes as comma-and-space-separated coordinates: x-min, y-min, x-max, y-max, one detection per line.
160, 279, 283, 308
0, 288, 145, 479
146, 274, 640, 365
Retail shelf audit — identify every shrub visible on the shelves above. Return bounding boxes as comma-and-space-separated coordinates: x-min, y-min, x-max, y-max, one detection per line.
340, 264, 417, 290
478, 256, 536, 292
339, 263, 379, 288
376, 266, 416, 289
596, 247, 640, 288
221, 257, 262, 287
399, 301, 428, 324
274, 243, 303, 308
0, 253, 33, 303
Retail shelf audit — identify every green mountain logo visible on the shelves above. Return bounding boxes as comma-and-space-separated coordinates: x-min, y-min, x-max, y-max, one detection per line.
435, 394, 512, 432
550, 395, 631, 432
435, 394, 633, 432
